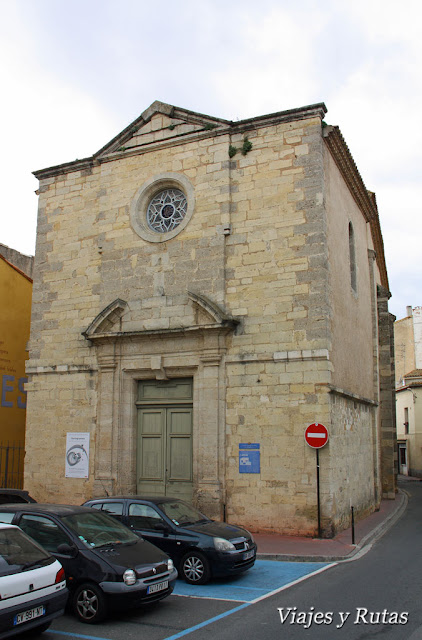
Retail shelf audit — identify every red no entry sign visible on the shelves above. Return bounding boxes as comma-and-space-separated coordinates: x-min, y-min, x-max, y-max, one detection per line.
305, 423, 329, 449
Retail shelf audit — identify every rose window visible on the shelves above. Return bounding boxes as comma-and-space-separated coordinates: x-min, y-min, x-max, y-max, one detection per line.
147, 189, 188, 233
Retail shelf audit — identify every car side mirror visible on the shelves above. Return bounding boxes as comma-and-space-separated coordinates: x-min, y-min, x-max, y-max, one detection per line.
153, 522, 170, 533
57, 542, 78, 557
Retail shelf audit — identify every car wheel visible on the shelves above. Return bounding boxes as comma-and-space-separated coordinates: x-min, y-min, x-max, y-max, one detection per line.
72, 582, 106, 623
181, 551, 211, 584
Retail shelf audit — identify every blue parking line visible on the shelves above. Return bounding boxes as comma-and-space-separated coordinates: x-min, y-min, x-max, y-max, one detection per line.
163, 602, 252, 640
48, 561, 335, 640
166, 563, 336, 640
173, 559, 330, 602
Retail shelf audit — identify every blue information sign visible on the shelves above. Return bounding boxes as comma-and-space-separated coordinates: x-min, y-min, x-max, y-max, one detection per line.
239, 443, 260, 473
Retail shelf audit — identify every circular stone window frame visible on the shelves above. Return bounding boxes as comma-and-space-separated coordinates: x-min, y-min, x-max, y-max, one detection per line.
130, 172, 195, 243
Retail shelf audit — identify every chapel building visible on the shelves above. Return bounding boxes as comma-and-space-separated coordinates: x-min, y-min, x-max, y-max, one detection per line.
25, 101, 396, 536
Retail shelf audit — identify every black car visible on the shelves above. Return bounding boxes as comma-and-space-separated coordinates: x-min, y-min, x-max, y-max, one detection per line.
0, 489, 36, 505
0, 504, 177, 624
83, 496, 257, 584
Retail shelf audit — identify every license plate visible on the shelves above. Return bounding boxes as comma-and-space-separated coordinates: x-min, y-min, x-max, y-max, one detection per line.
243, 549, 255, 560
14, 606, 45, 626
147, 580, 168, 594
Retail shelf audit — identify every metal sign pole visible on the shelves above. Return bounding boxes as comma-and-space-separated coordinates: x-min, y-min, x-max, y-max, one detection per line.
304, 424, 328, 539
316, 448, 321, 538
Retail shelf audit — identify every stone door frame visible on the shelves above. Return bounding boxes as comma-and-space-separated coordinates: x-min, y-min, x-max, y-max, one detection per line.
83, 295, 239, 519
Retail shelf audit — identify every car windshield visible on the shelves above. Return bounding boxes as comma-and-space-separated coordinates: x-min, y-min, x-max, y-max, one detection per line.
0, 527, 52, 577
62, 511, 140, 548
159, 500, 210, 526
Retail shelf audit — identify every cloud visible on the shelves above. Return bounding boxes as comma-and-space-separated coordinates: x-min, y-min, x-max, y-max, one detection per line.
0, 0, 420, 318
209, 7, 327, 118
0, 2, 119, 255
375, 184, 422, 318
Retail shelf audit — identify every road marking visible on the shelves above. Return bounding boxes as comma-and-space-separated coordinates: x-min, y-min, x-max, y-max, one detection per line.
164, 563, 336, 640
173, 559, 330, 602
162, 602, 252, 640
173, 593, 248, 603
48, 561, 336, 640
248, 563, 336, 603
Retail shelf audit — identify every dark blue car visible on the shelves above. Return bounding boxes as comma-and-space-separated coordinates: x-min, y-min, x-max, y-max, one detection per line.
83, 496, 256, 584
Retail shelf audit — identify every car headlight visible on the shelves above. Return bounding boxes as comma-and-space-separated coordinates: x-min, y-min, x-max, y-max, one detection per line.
213, 537, 236, 551
249, 533, 255, 544
167, 558, 174, 572
123, 569, 137, 585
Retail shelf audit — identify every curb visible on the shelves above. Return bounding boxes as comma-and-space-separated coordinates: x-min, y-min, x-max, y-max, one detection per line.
344, 488, 408, 562
256, 489, 408, 563
256, 552, 344, 563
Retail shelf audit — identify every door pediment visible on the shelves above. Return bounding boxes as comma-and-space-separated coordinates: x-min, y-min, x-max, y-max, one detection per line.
82, 294, 239, 343
82, 298, 128, 339
187, 291, 238, 327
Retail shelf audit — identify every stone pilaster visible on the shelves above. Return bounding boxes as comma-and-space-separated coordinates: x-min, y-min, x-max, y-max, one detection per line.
196, 352, 224, 519
377, 286, 397, 497
368, 249, 381, 505
94, 349, 118, 496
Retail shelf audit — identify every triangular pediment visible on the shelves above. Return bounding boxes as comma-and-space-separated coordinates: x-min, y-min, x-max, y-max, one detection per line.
94, 101, 230, 160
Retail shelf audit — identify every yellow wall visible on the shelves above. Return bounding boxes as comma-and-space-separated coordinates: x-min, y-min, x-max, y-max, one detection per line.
0, 257, 32, 445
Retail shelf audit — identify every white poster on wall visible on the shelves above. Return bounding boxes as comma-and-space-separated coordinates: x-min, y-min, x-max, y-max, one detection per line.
65, 432, 90, 478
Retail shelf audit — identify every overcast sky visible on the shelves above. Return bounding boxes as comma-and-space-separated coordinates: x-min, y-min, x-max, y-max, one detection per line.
1, 0, 420, 319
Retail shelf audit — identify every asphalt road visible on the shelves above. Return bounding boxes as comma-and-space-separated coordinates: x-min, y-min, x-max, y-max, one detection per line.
42, 478, 422, 640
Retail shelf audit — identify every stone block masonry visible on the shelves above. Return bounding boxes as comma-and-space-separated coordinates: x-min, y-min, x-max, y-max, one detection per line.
25, 101, 395, 536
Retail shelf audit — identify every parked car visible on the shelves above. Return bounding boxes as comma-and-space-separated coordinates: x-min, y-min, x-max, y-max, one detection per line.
0, 490, 36, 505
0, 522, 67, 639
83, 496, 257, 584
0, 505, 177, 624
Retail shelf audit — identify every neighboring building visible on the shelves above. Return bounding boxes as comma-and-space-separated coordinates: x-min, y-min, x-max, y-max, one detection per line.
0, 249, 33, 487
395, 307, 422, 476
25, 101, 395, 536
0, 244, 34, 281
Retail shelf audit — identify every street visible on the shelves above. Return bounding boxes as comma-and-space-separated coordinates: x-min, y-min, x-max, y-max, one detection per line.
43, 479, 422, 640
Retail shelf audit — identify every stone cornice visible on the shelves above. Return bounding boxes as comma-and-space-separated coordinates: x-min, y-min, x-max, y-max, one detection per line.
83, 323, 236, 345
94, 102, 327, 161
323, 125, 389, 292
32, 101, 327, 180
233, 102, 327, 131
223, 349, 331, 365
33, 157, 93, 181
26, 364, 96, 375
326, 384, 378, 407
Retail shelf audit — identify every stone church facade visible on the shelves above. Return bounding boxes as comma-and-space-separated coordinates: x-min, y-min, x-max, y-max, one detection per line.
25, 101, 396, 536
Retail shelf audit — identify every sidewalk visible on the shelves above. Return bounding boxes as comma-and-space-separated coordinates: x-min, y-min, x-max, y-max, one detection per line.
254, 482, 412, 563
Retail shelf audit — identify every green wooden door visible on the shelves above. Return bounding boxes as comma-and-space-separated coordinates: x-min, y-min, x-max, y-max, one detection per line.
137, 380, 193, 501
